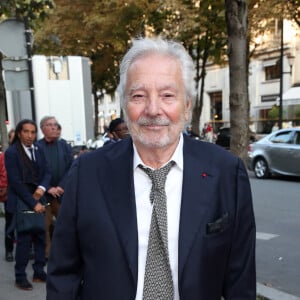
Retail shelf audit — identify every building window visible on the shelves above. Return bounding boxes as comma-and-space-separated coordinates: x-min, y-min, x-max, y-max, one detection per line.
265, 64, 280, 80
209, 91, 223, 131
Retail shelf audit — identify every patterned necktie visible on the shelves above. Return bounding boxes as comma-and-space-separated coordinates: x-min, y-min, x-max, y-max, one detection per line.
139, 161, 175, 300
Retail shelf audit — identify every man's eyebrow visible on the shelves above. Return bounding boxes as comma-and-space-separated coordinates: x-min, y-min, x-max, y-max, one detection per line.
128, 84, 145, 93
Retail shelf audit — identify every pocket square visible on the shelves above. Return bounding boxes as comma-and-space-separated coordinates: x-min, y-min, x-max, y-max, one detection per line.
206, 212, 229, 234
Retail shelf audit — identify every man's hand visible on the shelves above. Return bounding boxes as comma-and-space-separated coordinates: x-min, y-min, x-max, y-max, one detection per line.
48, 187, 60, 198
48, 186, 64, 198
33, 187, 44, 200
56, 186, 64, 197
34, 202, 45, 213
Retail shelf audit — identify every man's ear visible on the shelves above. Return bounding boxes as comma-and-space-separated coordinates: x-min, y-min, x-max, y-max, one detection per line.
184, 100, 192, 122
112, 131, 118, 139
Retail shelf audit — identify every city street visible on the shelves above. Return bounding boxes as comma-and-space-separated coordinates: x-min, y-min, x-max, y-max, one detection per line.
250, 172, 300, 299
0, 172, 299, 300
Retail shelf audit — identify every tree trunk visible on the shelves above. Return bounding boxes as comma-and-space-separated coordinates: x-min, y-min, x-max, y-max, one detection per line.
191, 34, 209, 136
0, 53, 8, 151
225, 0, 249, 164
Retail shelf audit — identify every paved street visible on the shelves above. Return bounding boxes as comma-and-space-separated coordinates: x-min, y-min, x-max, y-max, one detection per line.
0, 216, 46, 300
250, 173, 300, 300
0, 173, 299, 300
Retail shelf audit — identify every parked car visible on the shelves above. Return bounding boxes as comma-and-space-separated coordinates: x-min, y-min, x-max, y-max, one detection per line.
247, 128, 300, 179
215, 127, 256, 149
215, 127, 231, 148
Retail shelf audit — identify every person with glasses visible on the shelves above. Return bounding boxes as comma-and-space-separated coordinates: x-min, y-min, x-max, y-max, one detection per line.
37, 116, 73, 260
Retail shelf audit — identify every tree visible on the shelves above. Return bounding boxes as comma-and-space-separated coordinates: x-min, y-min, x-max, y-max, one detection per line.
287, 0, 300, 26
178, 0, 227, 135
33, 0, 172, 136
0, 0, 54, 151
32, 0, 299, 155
225, 0, 249, 163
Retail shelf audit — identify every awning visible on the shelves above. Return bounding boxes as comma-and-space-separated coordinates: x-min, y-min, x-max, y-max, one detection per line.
276, 86, 300, 106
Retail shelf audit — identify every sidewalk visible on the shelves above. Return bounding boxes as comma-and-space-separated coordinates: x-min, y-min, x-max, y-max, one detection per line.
0, 215, 46, 300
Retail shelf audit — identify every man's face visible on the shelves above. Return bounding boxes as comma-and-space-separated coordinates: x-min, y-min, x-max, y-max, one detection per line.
113, 122, 129, 140
41, 118, 58, 141
125, 53, 191, 149
18, 123, 36, 147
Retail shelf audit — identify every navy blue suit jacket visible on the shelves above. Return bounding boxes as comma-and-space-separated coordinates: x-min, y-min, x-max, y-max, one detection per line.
47, 136, 256, 300
5, 141, 51, 213
37, 138, 73, 189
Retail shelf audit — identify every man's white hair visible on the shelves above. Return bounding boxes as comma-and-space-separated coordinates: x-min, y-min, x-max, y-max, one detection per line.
117, 37, 196, 111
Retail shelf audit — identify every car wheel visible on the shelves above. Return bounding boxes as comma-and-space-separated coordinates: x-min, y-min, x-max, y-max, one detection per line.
254, 158, 270, 179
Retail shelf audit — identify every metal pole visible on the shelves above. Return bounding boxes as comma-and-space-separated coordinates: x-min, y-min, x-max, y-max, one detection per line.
24, 18, 36, 121
278, 18, 284, 129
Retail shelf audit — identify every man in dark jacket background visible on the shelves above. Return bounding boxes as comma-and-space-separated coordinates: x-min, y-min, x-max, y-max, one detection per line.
37, 116, 73, 259
5, 119, 51, 290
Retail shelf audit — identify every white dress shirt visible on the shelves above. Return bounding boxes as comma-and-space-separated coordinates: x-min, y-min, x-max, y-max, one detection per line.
22, 143, 36, 161
134, 134, 183, 300
21, 143, 46, 192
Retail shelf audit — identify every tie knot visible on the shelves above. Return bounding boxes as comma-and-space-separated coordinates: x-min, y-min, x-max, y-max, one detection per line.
139, 161, 174, 189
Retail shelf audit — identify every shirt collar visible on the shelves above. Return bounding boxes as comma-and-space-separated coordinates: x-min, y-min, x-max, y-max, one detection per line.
21, 143, 34, 151
133, 134, 184, 171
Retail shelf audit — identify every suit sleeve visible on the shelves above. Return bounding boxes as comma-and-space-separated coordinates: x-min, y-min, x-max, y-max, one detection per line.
223, 158, 256, 299
5, 148, 37, 209
46, 159, 82, 300
58, 141, 74, 189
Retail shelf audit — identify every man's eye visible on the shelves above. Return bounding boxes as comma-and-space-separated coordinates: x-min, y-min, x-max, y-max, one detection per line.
131, 94, 145, 101
162, 93, 175, 99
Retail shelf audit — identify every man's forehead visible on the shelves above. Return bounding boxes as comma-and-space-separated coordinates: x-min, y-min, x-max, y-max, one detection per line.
128, 82, 178, 91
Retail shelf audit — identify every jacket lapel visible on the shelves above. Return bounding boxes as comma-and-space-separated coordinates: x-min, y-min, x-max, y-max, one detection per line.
178, 138, 217, 281
101, 139, 138, 286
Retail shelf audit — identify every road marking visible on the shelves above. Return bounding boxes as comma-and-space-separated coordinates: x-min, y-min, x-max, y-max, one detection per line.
256, 232, 279, 240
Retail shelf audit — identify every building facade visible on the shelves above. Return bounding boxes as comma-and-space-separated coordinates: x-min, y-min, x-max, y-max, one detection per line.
201, 18, 300, 134
97, 19, 300, 136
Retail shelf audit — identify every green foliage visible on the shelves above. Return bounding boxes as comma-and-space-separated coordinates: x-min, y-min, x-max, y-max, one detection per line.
0, 0, 55, 23
295, 106, 300, 118
268, 105, 279, 119
33, 0, 228, 96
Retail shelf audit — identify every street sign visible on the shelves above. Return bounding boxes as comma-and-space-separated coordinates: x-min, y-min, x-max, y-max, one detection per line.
0, 19, 27, 57
1, 58, 29, 90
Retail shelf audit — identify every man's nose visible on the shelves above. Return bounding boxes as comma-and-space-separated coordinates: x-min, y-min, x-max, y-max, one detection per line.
145, 96, 161, 115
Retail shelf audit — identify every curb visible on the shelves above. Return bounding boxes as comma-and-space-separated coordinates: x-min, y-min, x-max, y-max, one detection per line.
257, 283, 300, 300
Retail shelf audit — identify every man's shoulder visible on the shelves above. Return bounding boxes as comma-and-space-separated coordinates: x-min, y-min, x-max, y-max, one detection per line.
184, 136, 238, 163
5, 143, 17, 154
57, 138, 70, 147
36, 138, 46, 147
